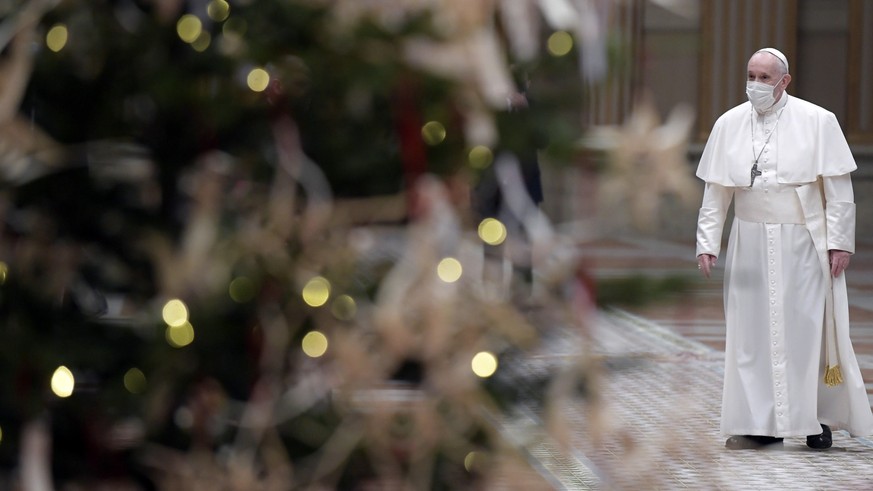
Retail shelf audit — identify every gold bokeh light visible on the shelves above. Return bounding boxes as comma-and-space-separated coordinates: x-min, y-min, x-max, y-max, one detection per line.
166, 322, 195, 348
471, 351, 498, 378
302, 276, 331, 307
0, 261, 7, 284
547, 31, 574, 57
247, 67, 270, 92
468, 145, 493, 169
176, 14, 203, 44
229, 276, 256, 303
464, 451, 477, 472
331, 294, 357, 321
302, 331, 329, 358
207, 0, 231, 22
421, 121, 446, 145
124, 367, 148, 394
46, 24, 68, 53
478, 218, 507, 246
51, 366, 75, 398
192, 31, 211, 52
437, 257, 463, 283
162, 299, 189, 327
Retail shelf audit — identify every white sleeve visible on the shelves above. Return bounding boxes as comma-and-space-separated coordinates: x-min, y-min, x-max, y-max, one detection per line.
823, 173, 855, 253
696, 182, 734, 257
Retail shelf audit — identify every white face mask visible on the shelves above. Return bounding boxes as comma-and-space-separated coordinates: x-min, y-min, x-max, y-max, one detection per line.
746, 77, 784, 111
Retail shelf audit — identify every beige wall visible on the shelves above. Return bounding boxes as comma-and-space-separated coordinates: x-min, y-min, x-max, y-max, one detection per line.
638, 0, 871, 144
541, 0, 873, 241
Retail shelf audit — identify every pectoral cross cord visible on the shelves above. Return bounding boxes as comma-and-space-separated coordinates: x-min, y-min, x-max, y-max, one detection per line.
749, 106, 786, 188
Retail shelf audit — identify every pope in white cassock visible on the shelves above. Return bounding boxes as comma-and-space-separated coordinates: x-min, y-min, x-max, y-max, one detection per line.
695, 47, 873, 450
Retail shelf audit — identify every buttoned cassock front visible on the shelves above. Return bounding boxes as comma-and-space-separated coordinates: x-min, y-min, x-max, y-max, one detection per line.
696, 94, 873, 438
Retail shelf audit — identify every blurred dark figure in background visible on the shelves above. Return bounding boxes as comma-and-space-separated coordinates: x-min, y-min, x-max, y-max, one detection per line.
471, 66, 545, 293
471, 67, 544, 222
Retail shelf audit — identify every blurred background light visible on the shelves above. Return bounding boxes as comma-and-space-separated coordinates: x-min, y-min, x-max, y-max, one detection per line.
192, 31, 211, 52
464, 451, 477, 472
331, 294, 357, 320
162, 299, 189, 327
302, 331, 328, 358
547, 31, 573, 56
174, 407, 193, 430
123, 367, 148, 394
247, 67, 270, 92
51, 366, 75, 398
468, 145, 493, 169
471, 351, 498, 378
166, 322, 195, 348
478, 218, 507, 246
437, 257, 462, 283
176, 14, 203, 44
421, 121, 446, 145
229, 276, 256, 303
46, 24, 68, 53
207, 0, 231, 22
302, 276, 331, 307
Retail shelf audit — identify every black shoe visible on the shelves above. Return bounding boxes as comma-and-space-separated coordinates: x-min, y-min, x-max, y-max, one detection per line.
806, 424, 832, 450
725, 435, 784, 450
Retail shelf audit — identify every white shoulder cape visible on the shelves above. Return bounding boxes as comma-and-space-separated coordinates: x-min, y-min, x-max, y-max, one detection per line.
696, 95, 856, 186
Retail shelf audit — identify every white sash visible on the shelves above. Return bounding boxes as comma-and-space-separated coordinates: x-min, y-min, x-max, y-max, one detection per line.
795, 180, 843, 385
733, 188, 805, 224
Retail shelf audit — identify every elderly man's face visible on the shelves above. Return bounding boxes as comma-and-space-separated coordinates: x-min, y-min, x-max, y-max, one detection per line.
747, 53, 791, 101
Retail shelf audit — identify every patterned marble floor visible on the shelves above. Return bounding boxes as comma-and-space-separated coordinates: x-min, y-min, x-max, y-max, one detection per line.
516, 236, 873, 490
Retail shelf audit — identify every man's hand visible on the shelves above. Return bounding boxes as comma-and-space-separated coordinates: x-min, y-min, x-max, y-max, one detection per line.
829, 249, 851, 277
697, 254, 717, 279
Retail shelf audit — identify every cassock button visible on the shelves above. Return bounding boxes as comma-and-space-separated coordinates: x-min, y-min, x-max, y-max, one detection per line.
778, 412, 783, 417
772, 331, 777, 335
771, 300, 776, 304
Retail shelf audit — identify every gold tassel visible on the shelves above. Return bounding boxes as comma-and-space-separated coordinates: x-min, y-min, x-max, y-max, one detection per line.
824, 365, 844, 387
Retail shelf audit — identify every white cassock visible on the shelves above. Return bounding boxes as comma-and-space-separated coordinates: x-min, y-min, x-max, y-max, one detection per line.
696, 93, 873, 438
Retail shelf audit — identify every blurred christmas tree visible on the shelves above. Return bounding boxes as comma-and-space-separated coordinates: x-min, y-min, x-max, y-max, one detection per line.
0, 0, 697, 488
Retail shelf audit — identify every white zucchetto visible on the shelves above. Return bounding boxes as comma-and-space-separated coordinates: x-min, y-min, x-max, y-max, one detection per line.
755, 47, 789, 73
